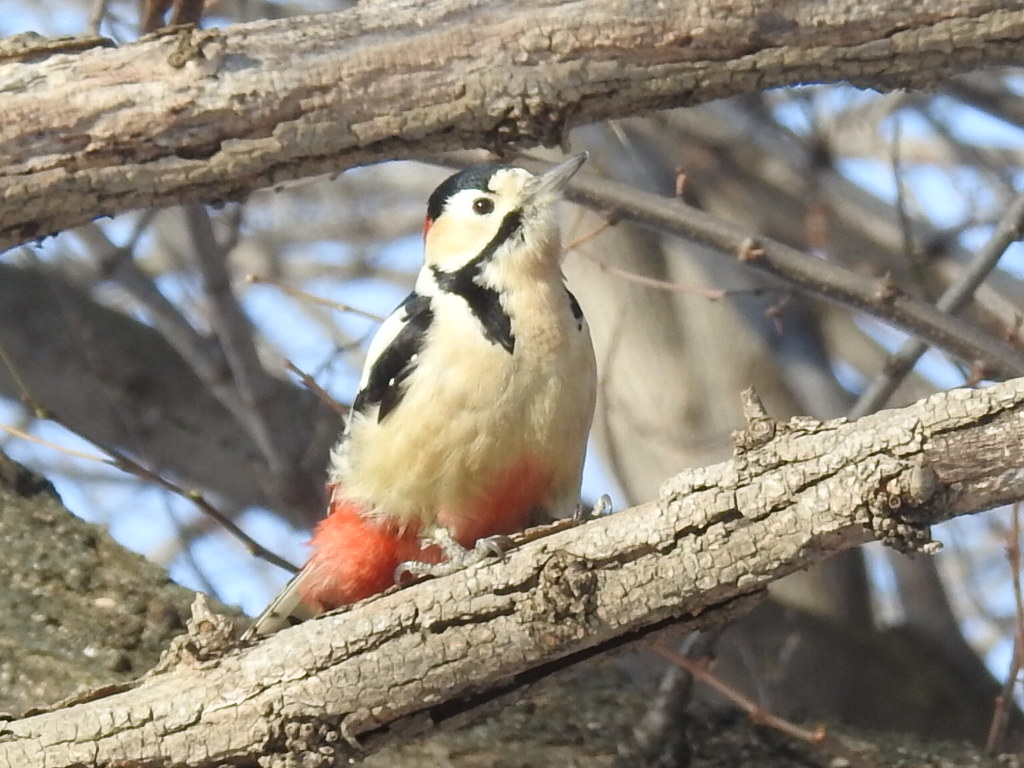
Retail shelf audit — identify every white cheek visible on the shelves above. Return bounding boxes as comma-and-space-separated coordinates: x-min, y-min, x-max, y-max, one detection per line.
426, 213, 497, 271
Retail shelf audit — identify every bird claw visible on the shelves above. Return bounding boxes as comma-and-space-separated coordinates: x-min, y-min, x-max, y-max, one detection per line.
472, 533, 514, 561
593, 493, 614, 518
393, 528, 513, 586
573, 493, 614, 523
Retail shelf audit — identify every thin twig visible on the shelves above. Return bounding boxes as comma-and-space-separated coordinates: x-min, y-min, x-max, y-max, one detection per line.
245, 274, 385, 322
161, 492, 220, 597
890, 116, 928, 297
564, 214, 787, 300
653, 643, 825, 743
0, 341, 299, 576
920, 102, 1019, 199
563, 219, 618, 252
653, 643, 879, 768
79, 222, 261, 439
0, 337, 39, 417
563, 214, 718, 294
580, 248, 790, 301
0, 423, 107, 463
627, 629, 724, 762
285, 360, 348, 417
582, 251, 726, 299
849, 189, 1024, 419
986, 504, 1024, 754
102, 444, 299, 575
0, 419, 298, 574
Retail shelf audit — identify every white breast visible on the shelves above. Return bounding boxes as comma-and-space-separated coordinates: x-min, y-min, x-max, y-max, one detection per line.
334, 269, 596, 529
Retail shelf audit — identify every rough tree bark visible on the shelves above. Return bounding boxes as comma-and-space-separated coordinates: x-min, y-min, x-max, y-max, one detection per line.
2, 0, 1023, 249
0, 453, 204, 716
2, 379, 1022, 767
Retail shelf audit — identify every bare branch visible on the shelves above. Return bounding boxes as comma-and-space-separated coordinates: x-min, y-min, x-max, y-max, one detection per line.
245, 275, 385, 322
185, 204, 285, 474
543, 162, 1024, 377
99, 443, 300, 574
0, 263, 338, 523
76, 222, 262, 432
986, 505, 1024, 754
652, 645, 827, 749
2, 0, 1023, 249
3, 379, 1022, 765
849, 190, 1024, 418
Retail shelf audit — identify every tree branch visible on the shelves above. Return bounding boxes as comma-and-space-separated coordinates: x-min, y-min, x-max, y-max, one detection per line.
0, 263, 338, 523
545, 162, 1024, 377
3, 378, 1022, 766
2, 0, 1023, 249
185, 203, 288, 474
848, 188, 1024, 418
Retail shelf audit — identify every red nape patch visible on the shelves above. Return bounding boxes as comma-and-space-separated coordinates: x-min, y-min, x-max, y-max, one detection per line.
442, 456, 554, 546
301, 499, 438, 611
423, 216, 434, 239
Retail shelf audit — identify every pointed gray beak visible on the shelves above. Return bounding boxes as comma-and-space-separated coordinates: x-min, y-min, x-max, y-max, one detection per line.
526, 152, 587, 201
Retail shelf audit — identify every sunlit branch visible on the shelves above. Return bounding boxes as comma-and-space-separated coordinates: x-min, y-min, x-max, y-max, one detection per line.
526, 159, 1024, 378
849, 189, 1024, 419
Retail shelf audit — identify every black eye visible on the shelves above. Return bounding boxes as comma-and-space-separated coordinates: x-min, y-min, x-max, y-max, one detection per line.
472, 198, 494, 215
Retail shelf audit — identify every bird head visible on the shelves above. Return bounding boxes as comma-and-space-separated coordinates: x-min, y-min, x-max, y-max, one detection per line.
422, 153, 587, 275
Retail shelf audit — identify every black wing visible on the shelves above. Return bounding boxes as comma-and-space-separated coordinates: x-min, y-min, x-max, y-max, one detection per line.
565, 287, 585, 332
351, 292, 434, 422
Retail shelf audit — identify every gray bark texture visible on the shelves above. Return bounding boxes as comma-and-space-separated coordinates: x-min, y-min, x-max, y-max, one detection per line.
1, 0, 1023, 249
2, 379, 1021, 767
0, 453, 207, 715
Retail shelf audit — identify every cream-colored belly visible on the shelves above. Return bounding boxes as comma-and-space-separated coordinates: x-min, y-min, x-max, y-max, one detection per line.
337, 286, 596, 529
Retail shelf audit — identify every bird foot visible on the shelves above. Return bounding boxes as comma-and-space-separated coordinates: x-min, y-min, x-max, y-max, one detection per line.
394, 527, 513, 585
573, 493, 614, 524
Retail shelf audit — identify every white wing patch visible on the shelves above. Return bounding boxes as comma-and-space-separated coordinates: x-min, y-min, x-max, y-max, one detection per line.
358, 306, 411, 393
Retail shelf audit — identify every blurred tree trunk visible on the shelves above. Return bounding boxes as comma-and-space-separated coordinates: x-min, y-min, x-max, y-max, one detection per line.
564, 110, 1012, 743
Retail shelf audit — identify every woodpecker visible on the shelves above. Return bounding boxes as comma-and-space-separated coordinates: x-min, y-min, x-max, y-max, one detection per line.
248, 153, 596, 637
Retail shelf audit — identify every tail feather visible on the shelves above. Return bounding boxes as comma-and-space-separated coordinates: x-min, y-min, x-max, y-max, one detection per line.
245, 464, 556, 639
243, 566, 318, 640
